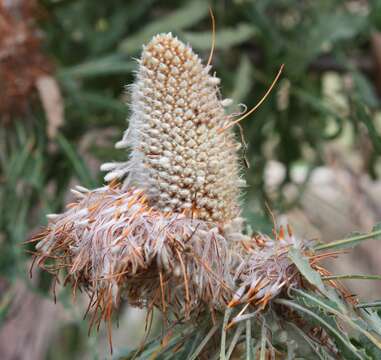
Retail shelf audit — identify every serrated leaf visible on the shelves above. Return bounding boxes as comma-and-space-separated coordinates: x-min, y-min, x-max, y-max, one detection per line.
358, 308, 381, 336
292, 289, 381, 353
276, 298, 364, 360
119, 1, 209, 54
288, 247, 326, 293
287, 322, 336, 360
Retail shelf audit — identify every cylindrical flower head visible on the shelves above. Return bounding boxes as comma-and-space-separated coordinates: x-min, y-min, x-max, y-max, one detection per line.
103, 33, 245, 223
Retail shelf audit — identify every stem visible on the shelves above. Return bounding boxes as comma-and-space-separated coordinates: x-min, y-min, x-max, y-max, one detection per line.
315, 229, 381, 251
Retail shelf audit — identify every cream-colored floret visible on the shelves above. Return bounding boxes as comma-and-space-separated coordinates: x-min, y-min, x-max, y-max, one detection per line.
103, 33, 245, 222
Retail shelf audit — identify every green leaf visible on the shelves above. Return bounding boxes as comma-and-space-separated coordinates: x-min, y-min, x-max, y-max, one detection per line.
288, 247, 326, 293
226, 322, 245, 360
181, 23, 256, 51
119, 1, 209, 54
318, 13, 366, 44
69, 91, 127, 114
292, 289, 381, 353
356, 302, 381, 309
287, 322, 337, 360
315, 226, 381, 251
188, 324, 219, 360
56, 133, 96, 188
229, 55, 253, 104
246, 319, 252, 360
276, 298, 364, 360
292, 88, 344, 140
374, 223, 381, 235
220, 307, 233, 360
354, 105, 381, 153
352, 72, 379, 108
59, 54, 134, 78
259, 320, 267, 360
323, 274, 381, 281
0, 288, 13, 325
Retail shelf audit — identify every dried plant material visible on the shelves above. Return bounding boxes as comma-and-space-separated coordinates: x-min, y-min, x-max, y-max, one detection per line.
0, 0, 53, 123
33, 185, 236, 319
31, 181, 314, 326
35, 75, 64, 139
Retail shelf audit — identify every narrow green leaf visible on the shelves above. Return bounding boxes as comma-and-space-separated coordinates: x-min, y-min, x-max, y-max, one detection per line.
230, 55, 253, 104
354, 105, 381, 153
70, 91, 127, 114
56, 133, 96, 188
0, 288, 13, 325
323, 274, 381, 281
226, 322, 245, 360
356, 302, 381, 309
59, 54, 134, 78
188, 324, 219, 360
246, 320, 252, 360
293, 88, 344, 140
352, 72, 379, 108
119, 1, 209, 54
259, 320, 267, 360
220, 307, 233, 360
287, 322, 336, 360
315, 228, 381, 251
292, 289, 381, 352
276, 298, 364, 360
181, 23, 256, 51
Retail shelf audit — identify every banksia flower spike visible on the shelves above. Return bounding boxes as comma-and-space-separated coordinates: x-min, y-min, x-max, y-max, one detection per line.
33, 33, 248, 324
102, 33, 245, 223
31, 33, 353, 356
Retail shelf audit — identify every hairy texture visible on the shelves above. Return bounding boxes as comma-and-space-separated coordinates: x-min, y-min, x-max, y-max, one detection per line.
31, 33, 335, 347
34, 185, 239, 320
102, 33, 244, 222
32, 183, 312, 329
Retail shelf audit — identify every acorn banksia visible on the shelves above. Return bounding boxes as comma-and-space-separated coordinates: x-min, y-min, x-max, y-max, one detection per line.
31, 33, 332, 351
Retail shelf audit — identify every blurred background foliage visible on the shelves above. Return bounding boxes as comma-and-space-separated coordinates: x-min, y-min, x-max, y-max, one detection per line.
1, 0, 381, 358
